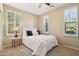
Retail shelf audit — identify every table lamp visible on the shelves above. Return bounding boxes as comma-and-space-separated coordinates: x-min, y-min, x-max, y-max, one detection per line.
12, 26, 19, 37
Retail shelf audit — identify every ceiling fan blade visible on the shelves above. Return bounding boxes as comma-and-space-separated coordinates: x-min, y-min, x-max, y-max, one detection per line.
45, 3, 50, 6
38, 3, 55, 8
50, 5, 55, 7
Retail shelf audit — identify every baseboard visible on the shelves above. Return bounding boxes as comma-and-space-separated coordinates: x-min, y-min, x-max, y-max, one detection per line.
64, 45, 79, 51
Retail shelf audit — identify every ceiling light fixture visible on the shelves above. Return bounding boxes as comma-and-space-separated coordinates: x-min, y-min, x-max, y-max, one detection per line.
39, 3, 55, 8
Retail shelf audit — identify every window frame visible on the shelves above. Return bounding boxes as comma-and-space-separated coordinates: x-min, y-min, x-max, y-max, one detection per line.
6, 9, 22, 36
63, 5, 78, 37
43, 15, 49, 34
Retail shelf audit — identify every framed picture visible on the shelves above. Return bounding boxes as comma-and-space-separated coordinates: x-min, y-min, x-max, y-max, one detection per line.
43, 15, 49, 34
64, 6, 78, 37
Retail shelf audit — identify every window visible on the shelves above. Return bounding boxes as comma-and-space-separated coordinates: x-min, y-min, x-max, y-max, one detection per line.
64, 6, 78, 37
6, 10, 21, 36
43, 15, 49, 34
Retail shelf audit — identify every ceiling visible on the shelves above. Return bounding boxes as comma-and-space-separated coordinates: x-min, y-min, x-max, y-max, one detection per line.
5, 3, 65, 15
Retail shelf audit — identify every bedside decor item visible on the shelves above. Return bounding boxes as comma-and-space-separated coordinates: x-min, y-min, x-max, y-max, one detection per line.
12, 26, 19, 37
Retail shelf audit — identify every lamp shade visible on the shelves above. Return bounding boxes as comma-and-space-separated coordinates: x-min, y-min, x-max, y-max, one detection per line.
12, 26, 18, 32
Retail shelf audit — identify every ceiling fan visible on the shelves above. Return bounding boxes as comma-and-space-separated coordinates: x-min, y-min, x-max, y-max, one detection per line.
39, 3, 55, 8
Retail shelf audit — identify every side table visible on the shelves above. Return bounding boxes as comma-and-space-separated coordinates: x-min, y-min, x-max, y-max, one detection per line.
11, 37, 21, 48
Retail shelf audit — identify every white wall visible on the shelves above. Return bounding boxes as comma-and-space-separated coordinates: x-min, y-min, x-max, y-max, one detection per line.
0, 4, 3, 50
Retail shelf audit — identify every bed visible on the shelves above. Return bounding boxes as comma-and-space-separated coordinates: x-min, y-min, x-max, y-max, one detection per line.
22, 27, 58, 56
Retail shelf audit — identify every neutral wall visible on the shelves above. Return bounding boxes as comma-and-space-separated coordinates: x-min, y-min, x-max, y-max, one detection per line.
0, 4, 3, 50
38, 3, 79, 49
3, 4, 38, 47
0, 14, 2, 50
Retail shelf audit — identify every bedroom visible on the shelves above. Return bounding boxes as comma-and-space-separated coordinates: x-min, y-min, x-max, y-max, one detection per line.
0, 3, 79, 56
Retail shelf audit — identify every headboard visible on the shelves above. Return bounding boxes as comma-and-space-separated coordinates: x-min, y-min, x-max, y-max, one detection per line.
23, 26, 37, 37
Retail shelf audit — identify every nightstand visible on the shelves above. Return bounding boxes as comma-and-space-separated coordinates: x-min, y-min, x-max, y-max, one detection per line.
11, 37, 22, 48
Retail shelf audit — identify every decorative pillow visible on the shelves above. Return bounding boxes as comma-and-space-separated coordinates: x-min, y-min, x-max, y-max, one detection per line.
26, 30, 33, 36
37, 30, 40, 35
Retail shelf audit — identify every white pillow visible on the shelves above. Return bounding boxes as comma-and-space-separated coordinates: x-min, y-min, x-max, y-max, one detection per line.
30, 27, 38, 36
32, 30, 38, 36
24, 27, 38, 36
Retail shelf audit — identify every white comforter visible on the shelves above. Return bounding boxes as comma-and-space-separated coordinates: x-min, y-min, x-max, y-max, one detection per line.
23, 35, 58, 56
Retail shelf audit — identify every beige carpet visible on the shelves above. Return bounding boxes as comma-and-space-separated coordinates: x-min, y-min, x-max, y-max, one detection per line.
0, 45, 79, 56
47, 45, 79, 56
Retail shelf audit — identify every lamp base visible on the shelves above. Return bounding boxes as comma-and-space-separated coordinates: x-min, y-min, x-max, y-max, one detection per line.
15, 32, 18, 37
